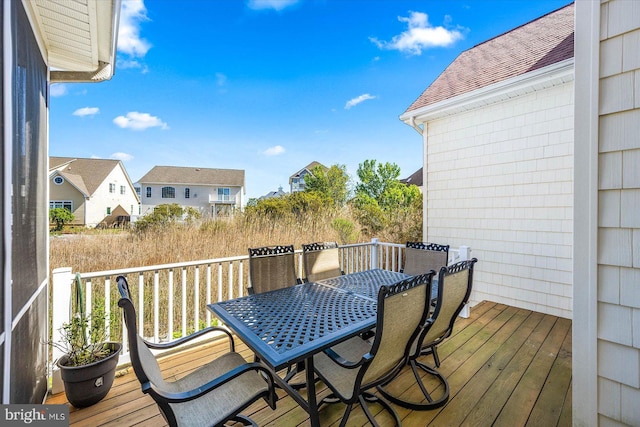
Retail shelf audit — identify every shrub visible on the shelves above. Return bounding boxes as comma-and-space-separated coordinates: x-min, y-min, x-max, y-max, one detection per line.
49, 208, 74, 231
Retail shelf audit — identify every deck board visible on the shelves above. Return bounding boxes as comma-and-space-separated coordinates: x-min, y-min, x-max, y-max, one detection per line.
46, 301, 572, 426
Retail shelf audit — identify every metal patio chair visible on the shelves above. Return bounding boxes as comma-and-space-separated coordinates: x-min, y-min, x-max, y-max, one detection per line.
401, 241, 450, 276
247, 244, 301, 295
378, 258, 478, 410
302, 241, 343, 282
117, 276, 277, 427
312, 272, 435, 426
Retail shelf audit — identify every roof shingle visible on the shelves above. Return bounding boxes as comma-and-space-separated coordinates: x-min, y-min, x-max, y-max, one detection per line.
404, 2, 574, 114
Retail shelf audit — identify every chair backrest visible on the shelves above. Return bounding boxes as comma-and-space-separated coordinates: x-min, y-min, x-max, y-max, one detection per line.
116, 276, 168, 392
415, 258, 478, 353
362, 272, 434, 386
302, 242, 342, 282
402, 241, 450, 276
248, 245, 298, 294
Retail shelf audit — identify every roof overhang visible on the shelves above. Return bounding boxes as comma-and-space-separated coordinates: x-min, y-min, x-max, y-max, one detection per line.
22, 0, 121, 83
400, 58, 575, 126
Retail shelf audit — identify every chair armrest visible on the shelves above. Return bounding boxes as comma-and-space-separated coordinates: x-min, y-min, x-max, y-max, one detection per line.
322, 347, 372, 369
144, 326, 235, 352
143, 361, 277, 406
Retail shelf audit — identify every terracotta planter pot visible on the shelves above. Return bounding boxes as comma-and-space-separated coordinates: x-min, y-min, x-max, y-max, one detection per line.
57, 342, 122, 408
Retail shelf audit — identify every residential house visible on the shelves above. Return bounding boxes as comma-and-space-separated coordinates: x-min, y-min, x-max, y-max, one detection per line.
2, 0, 120, 404
399, 167, 423, 192
289, 161, 326, 193
402, 0, 640, 424
401, 3, 575, 319
49, 157, 140, 227
137, 166, 245, 218
260, 186, 288, 200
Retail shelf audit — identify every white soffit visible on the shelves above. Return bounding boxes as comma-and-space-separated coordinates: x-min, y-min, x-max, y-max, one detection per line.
23, 0, 120, 82
401, 58, 575, 124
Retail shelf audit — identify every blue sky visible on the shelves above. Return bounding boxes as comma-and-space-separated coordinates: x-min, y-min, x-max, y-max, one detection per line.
49, 0, 572, 201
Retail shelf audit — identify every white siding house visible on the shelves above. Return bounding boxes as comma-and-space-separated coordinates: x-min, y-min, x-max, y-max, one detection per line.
49, 157, 140, 227
574, 0, 640, 424
289, 161, 326, 193
137, 166, 245, 218
401, 4, 575, 318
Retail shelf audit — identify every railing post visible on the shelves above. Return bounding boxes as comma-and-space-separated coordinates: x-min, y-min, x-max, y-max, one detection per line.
458, 246, 472, 318
51, 267, 74, 394
370, 238, 379, 270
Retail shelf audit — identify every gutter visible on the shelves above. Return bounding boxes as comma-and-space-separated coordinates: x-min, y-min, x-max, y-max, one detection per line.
400, 58, 575, 125
50, 0, 122, 83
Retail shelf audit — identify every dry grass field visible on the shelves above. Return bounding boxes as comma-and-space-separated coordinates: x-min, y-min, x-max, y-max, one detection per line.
49, 207, 419, 276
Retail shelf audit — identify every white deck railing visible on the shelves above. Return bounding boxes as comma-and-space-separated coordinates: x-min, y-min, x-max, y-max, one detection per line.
49, 239, 470, 392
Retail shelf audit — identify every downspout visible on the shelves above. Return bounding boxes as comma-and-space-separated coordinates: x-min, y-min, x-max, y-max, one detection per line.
407, 116, 428, 241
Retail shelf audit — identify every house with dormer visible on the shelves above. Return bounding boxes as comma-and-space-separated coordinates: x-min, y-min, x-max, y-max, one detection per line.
136, 165, 245, 218
49, 157, 140, 227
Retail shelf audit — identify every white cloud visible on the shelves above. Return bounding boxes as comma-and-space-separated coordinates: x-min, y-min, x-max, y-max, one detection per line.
50, 84, 68, 97
345, 94, 376, 110
263, 145, 285, 156
118, 0, 151, 59
370, 11, 464, 55
113, 112, 168, 131
216, 72, 228, 87
72, 107, 99, 117
247, 0, 298, 11
111, 152, 134, 161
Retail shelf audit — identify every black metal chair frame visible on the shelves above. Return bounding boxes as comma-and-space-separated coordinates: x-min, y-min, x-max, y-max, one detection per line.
117, 276, 277, 427
247, 244, 301, 295
301, 241, 344, 282
378, 258, 478, 411
313, 272, 435, 426
401, 241, 450, 274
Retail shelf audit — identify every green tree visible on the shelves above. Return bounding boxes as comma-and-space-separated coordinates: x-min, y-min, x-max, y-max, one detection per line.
304, 164, 350, 207
49, 207, 74, 231
353, 160, 422, 239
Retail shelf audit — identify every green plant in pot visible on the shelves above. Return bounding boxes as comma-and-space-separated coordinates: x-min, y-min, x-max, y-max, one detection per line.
52, 274, 122, 408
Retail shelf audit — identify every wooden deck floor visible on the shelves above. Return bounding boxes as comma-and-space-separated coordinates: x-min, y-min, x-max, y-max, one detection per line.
46, 301, 572, 426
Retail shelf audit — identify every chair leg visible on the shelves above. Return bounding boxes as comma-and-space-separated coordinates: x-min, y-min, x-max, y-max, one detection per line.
377, 359, 450, 411
360, 392, 401, 427
229, 414, 258, 426
338, 403, 354, 427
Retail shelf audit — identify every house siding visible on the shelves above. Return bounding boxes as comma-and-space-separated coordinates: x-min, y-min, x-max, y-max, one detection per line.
596, 0, 640, 424
424, 82, 574, 319
139, 183, 242, 218
84, 166, 139, 227
49, 177, 86, 225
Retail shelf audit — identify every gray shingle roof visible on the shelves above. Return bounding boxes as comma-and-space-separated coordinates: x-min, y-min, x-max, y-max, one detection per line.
49, 157, 121, 196
137, 166, 245, 187
404, 2, 574, 114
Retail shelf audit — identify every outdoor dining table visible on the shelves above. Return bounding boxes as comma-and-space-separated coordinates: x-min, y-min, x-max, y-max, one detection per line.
207, 268, 409, 427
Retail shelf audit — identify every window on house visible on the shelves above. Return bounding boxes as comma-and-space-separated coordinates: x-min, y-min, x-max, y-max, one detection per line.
185, 188, 190, 199
109, 183, 116, 193
135, 187, 141, 196
49, 201, 72, 211
106, 207, 111, 215
162, 186, 176, 198
146, 187, 152, 198
218, 188, 230, 201
120, 185, 126, 195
